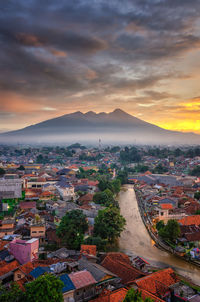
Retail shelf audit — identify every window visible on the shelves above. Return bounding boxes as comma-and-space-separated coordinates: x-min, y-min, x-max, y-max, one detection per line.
39, 231, 44, 233
17, 274, 21, 279
32, 231, 37, 233
161, 212, 164, 216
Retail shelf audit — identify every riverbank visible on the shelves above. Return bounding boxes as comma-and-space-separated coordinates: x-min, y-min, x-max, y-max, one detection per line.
118, 185, 200, 285
135, 187, 200, 269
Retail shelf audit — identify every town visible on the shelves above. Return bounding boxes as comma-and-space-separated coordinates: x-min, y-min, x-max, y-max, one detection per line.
0, 144, 200, 301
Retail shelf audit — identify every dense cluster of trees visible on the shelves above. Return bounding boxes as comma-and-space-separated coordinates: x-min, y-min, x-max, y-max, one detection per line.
153, 164, 168, 174
190, 166, 200, 177
120, 146, 141, 163
56, 210, 88, 250
156, 219, 180, 243
146, 146, 200, 159
0, 274, 64, 302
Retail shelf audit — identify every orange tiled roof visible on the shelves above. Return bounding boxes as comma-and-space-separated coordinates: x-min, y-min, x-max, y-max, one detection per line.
134, 268, 179, 297
0, 240, 9, 251
179, 215, 200, 226
0, 260, 19, 277
81, 245, 97, 256
90, 288, 128, 302
101, 253, 145, 285
160, 204, 173, 210
140, 289, 165, 302
18, 261, 35, 275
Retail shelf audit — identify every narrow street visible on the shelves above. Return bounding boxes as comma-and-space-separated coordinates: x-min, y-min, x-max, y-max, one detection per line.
118, 185, 200, 285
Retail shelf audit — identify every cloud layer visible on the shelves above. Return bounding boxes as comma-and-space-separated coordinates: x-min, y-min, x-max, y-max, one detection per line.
0, 0, 200, 132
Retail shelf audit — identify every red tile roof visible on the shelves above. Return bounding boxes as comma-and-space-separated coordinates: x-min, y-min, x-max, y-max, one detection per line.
134, 268, 179, 297
0, 240, 9, 251
160, 204, 173, 210
18, 261, 35, 275
140, 289, 165, 302
81, 245, 97, 256
101, 253, 146, 285
19, 202, 36, 209
69, 271, 96, 289
90, 288, 128, 302
0, 260, 19, 276
179, 215, 200, 226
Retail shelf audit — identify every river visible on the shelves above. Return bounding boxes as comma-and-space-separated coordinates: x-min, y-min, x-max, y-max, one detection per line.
118, 185, 200, 285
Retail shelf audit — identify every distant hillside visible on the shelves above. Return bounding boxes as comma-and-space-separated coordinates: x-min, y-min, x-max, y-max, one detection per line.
1, 109, 200, 145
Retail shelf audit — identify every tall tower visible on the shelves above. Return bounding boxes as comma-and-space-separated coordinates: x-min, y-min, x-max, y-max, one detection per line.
98, 138, 102, 150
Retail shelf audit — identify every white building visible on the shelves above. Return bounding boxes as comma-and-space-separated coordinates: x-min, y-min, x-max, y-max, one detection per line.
0, 175, 22, 199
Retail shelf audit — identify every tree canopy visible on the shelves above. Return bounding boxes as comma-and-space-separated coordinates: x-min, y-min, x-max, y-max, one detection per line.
93, 189, 118, 207
25, 274, 64, 302
158, 219, 180, 242
56, 209, 88, 249
94, 206, 126, 243
0, 168, 5, 176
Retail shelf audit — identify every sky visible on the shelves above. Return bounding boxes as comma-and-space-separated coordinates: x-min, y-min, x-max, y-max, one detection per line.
1, 0, 200, 133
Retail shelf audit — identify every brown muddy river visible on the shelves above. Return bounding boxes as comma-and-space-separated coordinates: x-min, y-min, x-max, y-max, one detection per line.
118, 185, 200, 285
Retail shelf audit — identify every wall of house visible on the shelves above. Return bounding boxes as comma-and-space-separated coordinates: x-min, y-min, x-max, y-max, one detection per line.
31, 226, 45, 238
63, 290, 75, 302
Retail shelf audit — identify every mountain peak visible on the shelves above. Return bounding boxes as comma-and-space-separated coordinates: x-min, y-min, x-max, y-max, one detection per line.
85, 111, 97, 117
110, 108, 131, 118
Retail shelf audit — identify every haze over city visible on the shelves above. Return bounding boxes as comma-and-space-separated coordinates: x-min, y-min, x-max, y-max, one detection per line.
1, 0, 200, 134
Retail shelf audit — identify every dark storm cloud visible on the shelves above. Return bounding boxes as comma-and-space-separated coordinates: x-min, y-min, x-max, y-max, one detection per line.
0, 0, 200, 100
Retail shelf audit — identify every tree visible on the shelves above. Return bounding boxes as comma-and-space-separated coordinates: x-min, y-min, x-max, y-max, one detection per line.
94, 207, 126, 243
84, 236, 107, 251
158, 219, 180, 242
156, 220, 165, 231
56, 210, 88, 249
0, 168, 5, 177
123, 289, 152, 302
190, 166, 200, 176
93, 189, 118, 207
194, 191, 200, 200
0, 282, 24, 302
17, 165, 25, 171
153, 164, 168, 174
25, 274, 64, 302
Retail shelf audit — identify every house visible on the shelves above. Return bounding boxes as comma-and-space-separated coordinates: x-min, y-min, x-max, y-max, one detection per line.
29, 266, 51, 279
69, 270, 96, 302
0, 219, 15, 238
90, 288, 128, 302
101, 252, 146, 285
80, 245, 96, 257
0, 176, 22, 199
55, 180, 75, 201
59, 274, 75, 302
19, 201, 36, 210
78, 258, 118, 284
179, 215, 200, 227
0, 259, 20, 284
14, 261, 34, 282
134, 268, 179, 300
30, 224, 46, 238
9, 238, 39, 264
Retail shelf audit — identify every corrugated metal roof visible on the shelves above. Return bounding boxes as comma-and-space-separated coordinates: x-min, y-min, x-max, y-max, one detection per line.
59, 274, 75, 293
29, 266, 50, 279
69, 271, 96, 289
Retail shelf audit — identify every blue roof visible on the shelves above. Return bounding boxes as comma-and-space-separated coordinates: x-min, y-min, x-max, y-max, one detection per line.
59, 274, 75, 293
29, 266, 51, 279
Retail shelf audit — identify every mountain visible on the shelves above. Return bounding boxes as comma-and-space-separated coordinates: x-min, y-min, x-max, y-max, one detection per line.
1, 109, 200, 145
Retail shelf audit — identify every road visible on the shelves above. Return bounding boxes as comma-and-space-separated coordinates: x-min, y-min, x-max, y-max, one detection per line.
118, 185, 200, 285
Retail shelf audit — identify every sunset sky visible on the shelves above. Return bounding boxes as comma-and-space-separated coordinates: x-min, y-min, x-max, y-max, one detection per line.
1, 0, 200, 133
